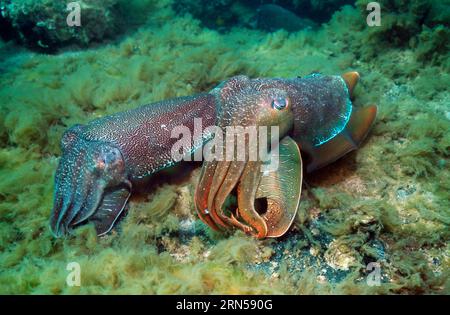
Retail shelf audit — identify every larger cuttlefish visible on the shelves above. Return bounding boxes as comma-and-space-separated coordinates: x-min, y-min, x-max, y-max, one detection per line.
50, 72, 376, 239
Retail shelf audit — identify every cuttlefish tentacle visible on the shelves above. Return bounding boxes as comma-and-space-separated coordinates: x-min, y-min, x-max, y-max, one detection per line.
222, 136, 303, 238
212, 161, 246, 228
237, 161, 268, 238
194, 160, 222, 230
205, 161, 232, 229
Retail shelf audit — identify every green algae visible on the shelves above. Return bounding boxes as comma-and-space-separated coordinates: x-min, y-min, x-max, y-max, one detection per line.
0, 1, 448, 294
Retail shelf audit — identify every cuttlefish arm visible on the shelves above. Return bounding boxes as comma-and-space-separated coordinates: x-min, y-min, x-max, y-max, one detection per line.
196, 136, 302, 239
233, 136, 302, 238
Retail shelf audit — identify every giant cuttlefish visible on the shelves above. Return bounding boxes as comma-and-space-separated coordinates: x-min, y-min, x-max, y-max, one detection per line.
50, 72, 376, 239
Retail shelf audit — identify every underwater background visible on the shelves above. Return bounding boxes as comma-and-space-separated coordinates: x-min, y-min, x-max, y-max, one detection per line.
0, 0, 448, 294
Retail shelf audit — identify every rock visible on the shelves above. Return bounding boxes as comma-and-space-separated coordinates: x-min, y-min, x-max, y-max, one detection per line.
0, 0, 123, 52
324, 239, 357, 271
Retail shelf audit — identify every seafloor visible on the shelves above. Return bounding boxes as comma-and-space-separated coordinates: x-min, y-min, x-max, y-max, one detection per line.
0, 0, 448, 294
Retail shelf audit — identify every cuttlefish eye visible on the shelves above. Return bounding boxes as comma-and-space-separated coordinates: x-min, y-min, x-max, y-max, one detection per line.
92, 146, 123, 174
271, 97, 288, 110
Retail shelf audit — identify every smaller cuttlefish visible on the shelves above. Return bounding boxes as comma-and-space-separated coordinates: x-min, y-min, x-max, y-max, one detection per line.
255, 4, 317, 32
49, 71, 376, 239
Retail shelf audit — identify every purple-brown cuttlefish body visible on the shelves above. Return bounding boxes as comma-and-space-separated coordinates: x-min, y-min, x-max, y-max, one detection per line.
50, 72, 376, 239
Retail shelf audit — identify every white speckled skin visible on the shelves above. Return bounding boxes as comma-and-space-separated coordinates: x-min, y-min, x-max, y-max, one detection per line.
81, 93, 218, 180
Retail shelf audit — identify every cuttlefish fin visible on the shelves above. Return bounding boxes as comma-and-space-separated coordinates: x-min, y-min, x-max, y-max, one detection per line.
255, 136, 302, 238
342, 71, 360, 97
304, 105, 377, 173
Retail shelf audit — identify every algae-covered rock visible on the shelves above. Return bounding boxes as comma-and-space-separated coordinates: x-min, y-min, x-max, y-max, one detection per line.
357, 0, 430, 46
324, 239, 359, 271
416, 25, 450, 65
0, 0, 123, 52
356, 0, 449, 48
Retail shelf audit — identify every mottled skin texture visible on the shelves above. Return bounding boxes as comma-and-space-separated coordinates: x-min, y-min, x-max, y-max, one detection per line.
50, 72, 376, 238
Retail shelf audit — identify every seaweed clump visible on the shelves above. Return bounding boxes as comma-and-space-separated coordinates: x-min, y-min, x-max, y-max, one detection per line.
0, 0, 162, 52
355, 0, 450, 60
